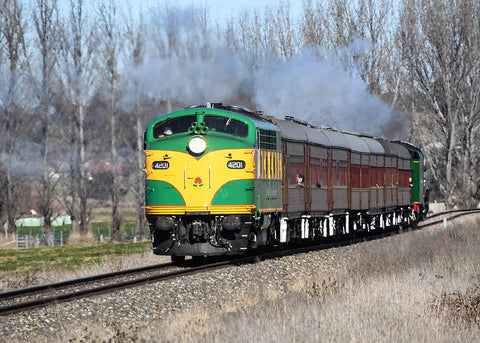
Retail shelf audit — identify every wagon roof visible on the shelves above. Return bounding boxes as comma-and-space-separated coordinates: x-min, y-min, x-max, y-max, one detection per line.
275, 117, 411, 158
319, 129, 351, 149
275, 118, 309, 142
305, 126, 332, 146
379, 140, 411, 159
341, 132, 371, 153
360, 136, 385, 155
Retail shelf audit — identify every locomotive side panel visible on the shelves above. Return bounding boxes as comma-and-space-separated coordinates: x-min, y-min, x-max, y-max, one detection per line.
396, 141, 428, 217
255, 148, 283, 212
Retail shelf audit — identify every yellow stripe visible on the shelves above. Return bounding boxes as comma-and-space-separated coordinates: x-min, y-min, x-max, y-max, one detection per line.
257, 207, 282, 213
145, 205, 256, 215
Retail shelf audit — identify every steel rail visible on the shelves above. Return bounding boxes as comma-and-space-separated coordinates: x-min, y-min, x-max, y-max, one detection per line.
0, 262, 173, 300
0, 260, 236, 316
422, 207, 480, 221
419, 208, 480, 228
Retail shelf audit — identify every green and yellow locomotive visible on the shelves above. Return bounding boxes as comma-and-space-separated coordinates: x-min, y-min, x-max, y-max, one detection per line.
144, 103, 282, 259
144, 103, 428, 261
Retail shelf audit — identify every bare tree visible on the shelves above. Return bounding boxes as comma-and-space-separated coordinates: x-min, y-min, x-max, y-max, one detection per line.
300, 0, 327, 47
300, 0, 395, 97
31, 0, 61, 245
97, 0, 123, 240
353, 0, 394, 96
0, 0, 28, 238
58, 0, 98, 236
228, 9, 270, 67
326, 0, 356, 50
124, 10, 147, 240
398, 0, 480, 207
267, 1, 297, 60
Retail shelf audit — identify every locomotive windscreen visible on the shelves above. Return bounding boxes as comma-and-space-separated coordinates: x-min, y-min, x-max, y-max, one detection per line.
204, 115, 248, 138
153, 115, 196, 138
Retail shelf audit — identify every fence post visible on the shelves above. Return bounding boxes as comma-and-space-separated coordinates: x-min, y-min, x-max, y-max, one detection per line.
51, 231, 64, 247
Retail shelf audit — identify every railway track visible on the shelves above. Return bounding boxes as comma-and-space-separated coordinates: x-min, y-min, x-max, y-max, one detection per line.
418, 207, 480, 228
2, 208, 479, 316
0, 259, 239, 316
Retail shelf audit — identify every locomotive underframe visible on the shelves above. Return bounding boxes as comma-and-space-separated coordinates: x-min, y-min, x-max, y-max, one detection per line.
148, 214, 252, 256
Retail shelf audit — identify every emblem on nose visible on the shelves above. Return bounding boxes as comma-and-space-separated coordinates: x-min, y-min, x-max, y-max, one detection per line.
193, 177, 203, 187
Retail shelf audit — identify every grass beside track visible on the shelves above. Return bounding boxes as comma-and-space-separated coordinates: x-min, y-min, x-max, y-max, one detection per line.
0, 241, 152, 274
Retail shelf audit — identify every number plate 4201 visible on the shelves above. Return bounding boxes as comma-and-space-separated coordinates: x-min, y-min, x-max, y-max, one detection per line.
227, 160, 246, 169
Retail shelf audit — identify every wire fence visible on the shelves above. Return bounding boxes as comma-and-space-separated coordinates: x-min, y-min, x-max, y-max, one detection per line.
15, 232, 64, 251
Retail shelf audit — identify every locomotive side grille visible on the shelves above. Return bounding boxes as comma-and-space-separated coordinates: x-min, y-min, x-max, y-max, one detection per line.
258, 129, 279, 150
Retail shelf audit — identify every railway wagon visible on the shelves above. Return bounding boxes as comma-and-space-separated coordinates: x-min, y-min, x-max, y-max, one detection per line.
144, 103, 426, 260
276, 117, 413, 240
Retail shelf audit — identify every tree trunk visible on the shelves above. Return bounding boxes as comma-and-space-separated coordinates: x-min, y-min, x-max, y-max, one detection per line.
78, 104, 90, 236
135, 113, 146, 240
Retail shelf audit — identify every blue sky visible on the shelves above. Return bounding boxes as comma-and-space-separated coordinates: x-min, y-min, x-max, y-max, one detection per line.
194, 0, 302, 17
124, 0, 304, 21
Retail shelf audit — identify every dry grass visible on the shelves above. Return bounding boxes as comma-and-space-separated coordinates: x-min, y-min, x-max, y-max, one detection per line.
156, 215, 480, 343
433, 287, 480, 328
67, 231, 97, 246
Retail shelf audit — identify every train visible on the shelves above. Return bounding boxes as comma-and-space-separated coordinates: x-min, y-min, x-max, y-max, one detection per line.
143, 103, 428, 263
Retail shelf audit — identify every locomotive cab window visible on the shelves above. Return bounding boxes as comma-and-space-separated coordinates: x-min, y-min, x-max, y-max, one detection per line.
203, 115, 248, 138
153, 115, 196, 138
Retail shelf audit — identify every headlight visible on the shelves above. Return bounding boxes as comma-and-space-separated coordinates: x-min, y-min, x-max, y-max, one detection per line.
188, 136, 207, 154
